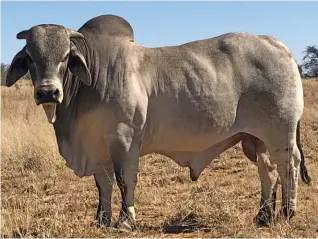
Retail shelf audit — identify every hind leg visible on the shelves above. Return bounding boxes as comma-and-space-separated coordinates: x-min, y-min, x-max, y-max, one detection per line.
267, 134, 301, 221
242, 136, 279, 226
254, 139, 279, 226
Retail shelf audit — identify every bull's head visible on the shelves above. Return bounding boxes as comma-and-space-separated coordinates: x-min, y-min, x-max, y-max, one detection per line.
6, 24, 92, 123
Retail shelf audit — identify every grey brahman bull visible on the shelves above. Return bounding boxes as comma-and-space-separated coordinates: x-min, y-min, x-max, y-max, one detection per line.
6, 14, 311, 231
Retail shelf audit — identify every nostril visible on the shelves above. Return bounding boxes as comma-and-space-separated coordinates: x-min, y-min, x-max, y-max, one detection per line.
53, 89, 60, 96
35, 87, 60, 103
36, 90, 44, 100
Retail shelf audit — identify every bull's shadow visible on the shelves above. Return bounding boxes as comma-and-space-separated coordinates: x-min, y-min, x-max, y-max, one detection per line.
162, 212, 210, 234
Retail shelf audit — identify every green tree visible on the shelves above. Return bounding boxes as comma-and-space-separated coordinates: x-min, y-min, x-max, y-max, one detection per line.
298, 64, 303, 77
302, 46, 318, 77
1, 63, 9, 85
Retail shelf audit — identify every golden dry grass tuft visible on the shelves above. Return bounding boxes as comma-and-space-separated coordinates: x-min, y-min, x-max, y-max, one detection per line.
1, 79, 318, 237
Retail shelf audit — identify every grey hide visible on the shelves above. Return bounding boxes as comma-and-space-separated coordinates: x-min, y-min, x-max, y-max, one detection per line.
6, 14, 311, 230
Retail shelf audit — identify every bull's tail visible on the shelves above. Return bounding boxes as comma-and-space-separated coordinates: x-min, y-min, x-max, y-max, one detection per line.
296, 120, 311, 185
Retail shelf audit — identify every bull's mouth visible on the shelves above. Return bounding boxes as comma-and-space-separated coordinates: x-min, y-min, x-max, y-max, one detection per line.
42, 103, 57, 124
34, 84, 63, 124
36, 98, 60, 106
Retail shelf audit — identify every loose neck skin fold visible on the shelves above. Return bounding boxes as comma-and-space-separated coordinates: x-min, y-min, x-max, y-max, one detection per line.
54, 37, 95, 141
53, 35, 133, 140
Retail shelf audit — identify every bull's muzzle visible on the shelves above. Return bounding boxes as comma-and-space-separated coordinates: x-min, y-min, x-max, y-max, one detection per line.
35, 85, 62, 105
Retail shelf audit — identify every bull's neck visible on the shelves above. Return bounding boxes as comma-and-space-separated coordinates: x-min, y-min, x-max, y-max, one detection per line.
53, 37, 95, 141
61, 38, 91, 109
53, 37, 131, 140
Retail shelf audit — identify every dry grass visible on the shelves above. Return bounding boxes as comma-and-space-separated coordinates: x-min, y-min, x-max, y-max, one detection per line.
1, 79, 318, 238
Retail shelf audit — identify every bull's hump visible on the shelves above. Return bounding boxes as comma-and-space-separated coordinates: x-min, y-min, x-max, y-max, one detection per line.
78, 14, 134, 41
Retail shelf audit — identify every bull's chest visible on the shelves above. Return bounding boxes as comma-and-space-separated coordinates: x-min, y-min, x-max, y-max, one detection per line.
57, 109, 116, 177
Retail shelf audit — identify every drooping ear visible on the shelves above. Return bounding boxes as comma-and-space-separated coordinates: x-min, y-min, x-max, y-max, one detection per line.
6, 46, 29, 87
68, 47, 92, 86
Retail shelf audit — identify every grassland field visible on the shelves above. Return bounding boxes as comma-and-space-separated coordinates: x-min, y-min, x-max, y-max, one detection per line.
1, 79, 318, 237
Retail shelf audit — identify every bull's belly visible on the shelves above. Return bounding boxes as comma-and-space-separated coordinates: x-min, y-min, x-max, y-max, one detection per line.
140, 98, 239, 172
141, 126, 240, 181
143, 90, 239, 154
141, 123, 236, 156
59, 124, 235, 178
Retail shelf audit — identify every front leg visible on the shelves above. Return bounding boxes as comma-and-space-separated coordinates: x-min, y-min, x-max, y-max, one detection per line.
94, 164, 115, 227
111, 137, 140, 231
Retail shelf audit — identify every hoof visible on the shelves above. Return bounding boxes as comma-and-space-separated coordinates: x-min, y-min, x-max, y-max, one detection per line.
93, 216, 111, 228
114, 219, 136, 232
279, 207, 296, 221
253, 212, 272, 227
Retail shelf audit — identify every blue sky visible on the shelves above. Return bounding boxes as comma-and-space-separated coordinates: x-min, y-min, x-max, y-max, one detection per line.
1, 1, 318, 64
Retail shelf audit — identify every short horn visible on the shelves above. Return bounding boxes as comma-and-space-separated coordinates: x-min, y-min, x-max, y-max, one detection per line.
16, 30, 29, 39
66, 28, 84, 39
